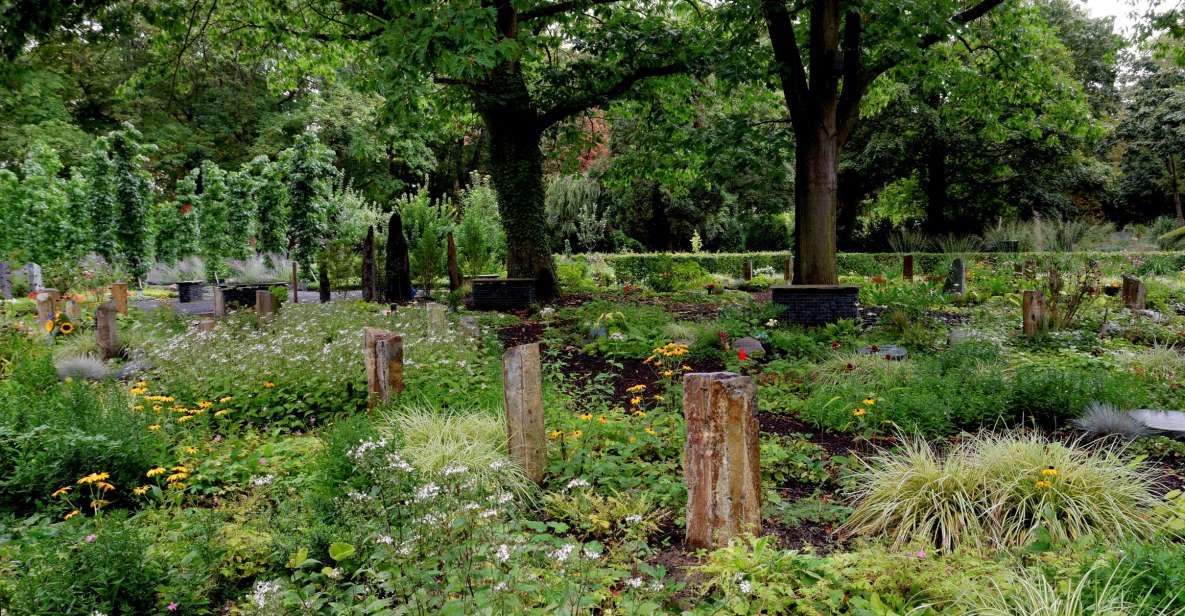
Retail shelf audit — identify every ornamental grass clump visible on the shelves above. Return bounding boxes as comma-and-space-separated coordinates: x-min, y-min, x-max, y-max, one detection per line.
843, 432, 1164, 552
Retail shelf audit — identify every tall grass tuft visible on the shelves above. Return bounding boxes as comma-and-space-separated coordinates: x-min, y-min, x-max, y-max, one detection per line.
960, 564, 1180, 616
1071, 402, 1149, 439
843, 432, 1164, 552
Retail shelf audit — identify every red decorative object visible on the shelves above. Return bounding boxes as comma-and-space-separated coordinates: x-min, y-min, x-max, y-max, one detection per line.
738, 349, 747, 361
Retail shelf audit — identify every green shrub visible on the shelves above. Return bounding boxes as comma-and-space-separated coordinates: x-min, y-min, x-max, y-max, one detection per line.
843, 432, 1164, 552
1084, 541, 1185, 615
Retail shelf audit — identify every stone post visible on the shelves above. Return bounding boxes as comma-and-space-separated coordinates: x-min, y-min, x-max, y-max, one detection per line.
1122, 275, 1147, 311
23, 263, 42, 290
683, 371, 761, 549
64, 298, 81, 322
944, 258, 965, 296
0, 262, 10, 299
96, 301, 120, 359
110, 282, 128, 315
903, 254, 914, 281
427, 302, 446, 330
363, 327, 404, 409
385, 211, 413, 301
255, 290, 275, 318
212, 286, 227, 318
1022, 290, 1046, 337
35, 290, 57, 327
502, 343, 546, 484
783, 257, 793, 283
742, 259, 753, 281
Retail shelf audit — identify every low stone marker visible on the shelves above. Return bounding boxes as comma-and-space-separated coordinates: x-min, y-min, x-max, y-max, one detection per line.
733, 336, 766, 360
196, 318, 215, 332
0, 262, 10, 299
1022, 290, 1046, 337
502, 342, 546, 484
459, 315, 480, 340
1122, 275, 1147, 311
903, 254, 914, 281
683, 371, 761, 549
63, 299, 81, 321
35, 290, 58, 327
426, 302, 446, 329
363, 327, 404, 409
255, 290, 275, 318
96, 301, 120, 360
110, 282, 129, 315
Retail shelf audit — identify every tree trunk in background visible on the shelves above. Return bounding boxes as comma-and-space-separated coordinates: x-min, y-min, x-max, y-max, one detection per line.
385, 211, 412, 302
924, 136, 947, 234
446, 231, 462, 291
362, 226, 377, 302
1169, 155, 1184, 225
317, 253, 330, 303
795, 128, 839, 284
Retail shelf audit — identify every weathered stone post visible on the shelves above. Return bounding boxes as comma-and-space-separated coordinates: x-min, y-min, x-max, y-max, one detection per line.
35, 290, 57, 327
23, 263, 42, 290
783, 257, 793, 283
96, 301, 120, 360
255, 290, 275, 318
290, 262, 300, 305
0, 262, 10, 299
742, 259, 753, 281
362, 225, 377, 303
427, 302, 446, 330
1122, 275, 1147, 311
502, 343, 545, 484
683, 372, 761, 549
903, 254, 914, 281
363, 327, 404, 409
1022, 290, 1047, 337
212, 286, 227, 318
385, 211, 413, 302
110, 282, 128, 315
63, 298, 81, 322
447, 231, 462, 292
944, 258, 965, 296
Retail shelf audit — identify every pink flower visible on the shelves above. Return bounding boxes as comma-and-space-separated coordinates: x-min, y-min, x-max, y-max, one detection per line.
168, 602, 178, 611
915, 549, 926, 559
85, 534, 97, 543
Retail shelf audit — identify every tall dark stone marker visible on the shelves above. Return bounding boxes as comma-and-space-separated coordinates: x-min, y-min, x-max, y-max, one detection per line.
385, 211, 413, 301
362, 226, 377, 302
447, 232, 462, 292
0, 263, 10, 299
318, 262, 331, 303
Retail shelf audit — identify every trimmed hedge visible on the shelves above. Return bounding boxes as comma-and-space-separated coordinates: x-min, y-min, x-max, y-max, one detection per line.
560, 251, 1185, 283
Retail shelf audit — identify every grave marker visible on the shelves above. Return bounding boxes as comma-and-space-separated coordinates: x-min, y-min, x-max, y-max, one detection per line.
96, 301, 120, 359
363, 327, 405, 409
903, 254, 914, 281
1022, 290, 1046, 337
502, 343, 546, 484
110, 282, 128, 314
255, 290, 275, 318
0, 262, 10, 299
683, 372, 761, 549
1122, 275, 1147, 311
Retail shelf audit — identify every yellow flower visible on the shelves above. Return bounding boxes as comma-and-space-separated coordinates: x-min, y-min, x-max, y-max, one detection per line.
172, 465, 189, 472
263, 381, 275, 389
653, 394, 665, 401
135, 381, 148, 388
633, 410, 646, 418
549, 430, 564, 439
185, 446, 199, 454
660, 369, 674, 378
77, 471, 110, 485
132, 486, 150, 496
148, 424, 161, 431
626, 384, 647, 393
645, 426, 657, 436
51, 486, 71, 497
682, 365, 692, 371
132, 404, 144, 411
568, 430, 583, 439
597, 415, 607, 424
129, 387, 147, 396
59, 322, 74, 335
579, 413, 593, 421
214, 409, 229, 417
852, 407, 867, 417
152, 404, 162, 412
168, 482, 185, 490
1034, 480, 1052, 489
44, 319, 55, 333
863, 398, 876, 406
643, 355, 656, 365
63, 509, 80, 520
219, 396, 233, 403
146, 467, 167, 478
198, 401, 213, 409
95, 481, 116, 492
166, 472, 189, 483
90, 499, 110, 509
1041, 467, 1059, 477
176, 415, 194, 423
629, 396, 642, 406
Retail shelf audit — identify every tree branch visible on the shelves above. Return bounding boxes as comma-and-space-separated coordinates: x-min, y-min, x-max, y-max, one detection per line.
519, 0, 623, 21
865, 0, 1006, 90
536, 62, 687, 129
761, 0, 809, 125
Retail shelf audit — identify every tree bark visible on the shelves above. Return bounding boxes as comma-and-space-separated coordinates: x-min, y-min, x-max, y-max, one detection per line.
446, 231, 462, 292
1169, 155, 1184, 225
362, 226, 377, 302
795, 127, 840, 284
317, 253, 330, 303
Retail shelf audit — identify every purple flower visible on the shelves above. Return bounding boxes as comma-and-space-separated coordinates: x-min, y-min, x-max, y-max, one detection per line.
167, 602, 178, 611
85, 534, 97, 543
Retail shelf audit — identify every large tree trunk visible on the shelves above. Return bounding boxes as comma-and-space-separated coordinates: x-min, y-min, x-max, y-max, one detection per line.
1169, 155, 1184, 225
924, 136, 947, 234
795, 127, 840, 284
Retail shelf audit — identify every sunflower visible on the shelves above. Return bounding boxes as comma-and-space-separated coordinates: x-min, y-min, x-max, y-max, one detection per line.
58, 322, 74, 335
44, 319, 55, 333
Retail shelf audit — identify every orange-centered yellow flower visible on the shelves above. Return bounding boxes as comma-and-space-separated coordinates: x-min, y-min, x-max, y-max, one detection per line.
1041, 467, 1059, 477
852, 407, 866, 417
146, 467, 167, 478
51, 486, 71, 497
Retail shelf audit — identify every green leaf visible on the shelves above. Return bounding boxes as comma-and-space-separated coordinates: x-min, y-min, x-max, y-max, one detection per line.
329, 542, 356, 561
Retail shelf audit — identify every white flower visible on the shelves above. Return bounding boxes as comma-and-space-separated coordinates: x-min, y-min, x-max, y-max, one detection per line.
252, 580, 283, 609
739, 579, 753, 594
347, 491, 371, 501
441, 463, 468, 476
609, 332, 627, 341
583, 546, 602, 560
566, 478, 590, 490
625, 577, 644, 589
375, 535, 394, 545
496, 544, 510, 562
625, 514, 643, 525
415, 483, 440, 502
550, 543, 576, 562
766, 318, 778, 327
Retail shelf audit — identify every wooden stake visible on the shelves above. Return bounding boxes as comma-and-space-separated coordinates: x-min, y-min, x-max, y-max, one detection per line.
903, 254, 914, 281
1022, 290, 1046, 337
502, 343, 546, 484
291, 262, 299, 305
255, 290, 275, 318
212, 286, 226, 318
1122, 274, 1147, 311
683, 371, 761, 549
110, 282, 128, 315
783, 257, 793, 283
96, 301, 120, 359
742, 259, 753, 281
363, 327, 404, 409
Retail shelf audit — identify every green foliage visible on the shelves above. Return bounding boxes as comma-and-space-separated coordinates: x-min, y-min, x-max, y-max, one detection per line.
398, 185, 452, 293
759, 435, 831, 489
843, 433, 1164, 552
285, 132, 338, 270
107, 122, 156, 280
